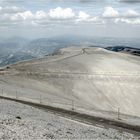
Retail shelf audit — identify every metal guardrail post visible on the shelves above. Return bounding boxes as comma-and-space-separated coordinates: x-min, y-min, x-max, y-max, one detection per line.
40, 95, 42, 104
16, 90, 18, 99
72, 100, 74, 111
118, 107, 121, 120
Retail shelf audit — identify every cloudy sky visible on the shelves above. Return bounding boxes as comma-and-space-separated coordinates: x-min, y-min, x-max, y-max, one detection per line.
0, 0, 140, 38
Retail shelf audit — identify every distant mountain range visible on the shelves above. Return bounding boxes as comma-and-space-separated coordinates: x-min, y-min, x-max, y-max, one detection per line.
105, 46, 140, 56
0, 37, 67, 67
0, 36, 140, 67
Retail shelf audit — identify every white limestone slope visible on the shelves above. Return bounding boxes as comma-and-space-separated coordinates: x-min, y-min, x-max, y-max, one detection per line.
0, 47, 140, 118
0, 99, 138, 139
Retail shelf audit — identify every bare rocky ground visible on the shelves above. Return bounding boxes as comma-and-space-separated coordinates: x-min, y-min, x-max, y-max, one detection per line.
0, 99, 139, 140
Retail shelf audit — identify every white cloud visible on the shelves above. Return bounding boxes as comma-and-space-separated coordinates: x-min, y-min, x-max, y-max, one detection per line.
76, 11, 91, 22
35, 10, 47, 19
124, 10, 139, 18
11, 11, 33, 21
102, 7, 119, 18
48, 7, 75, 19
0, 5, 140, 27
115, 18, 140, 25
78, 11, 90, 19
76, 11, 105, 24
88, 17, 105, 24
76, 16, 104, 24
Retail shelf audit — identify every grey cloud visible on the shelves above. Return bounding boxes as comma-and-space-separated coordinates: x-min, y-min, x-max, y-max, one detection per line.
119, 0, 140, 3
0, 6, 24, 14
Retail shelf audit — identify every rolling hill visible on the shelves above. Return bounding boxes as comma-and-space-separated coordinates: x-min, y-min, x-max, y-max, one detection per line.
0, 47, 140, 119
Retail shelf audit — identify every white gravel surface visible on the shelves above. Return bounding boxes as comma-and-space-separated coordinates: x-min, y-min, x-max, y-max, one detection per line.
0, 99, 139, 140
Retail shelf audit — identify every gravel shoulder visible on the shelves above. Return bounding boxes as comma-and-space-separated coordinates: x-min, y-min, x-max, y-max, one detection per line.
0, 99, 140, 140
